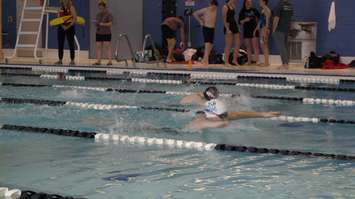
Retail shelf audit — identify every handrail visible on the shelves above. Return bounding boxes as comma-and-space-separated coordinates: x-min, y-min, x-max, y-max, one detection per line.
6, 0, 47, 63
142, 34, 166, 68
114, 34, 136, 67
74, 35, 80, 64
33, 0, 47, 60
7, 0, 27, 60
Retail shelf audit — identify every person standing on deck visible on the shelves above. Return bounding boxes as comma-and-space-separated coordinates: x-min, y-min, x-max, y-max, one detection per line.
161, 16, 186, 63
239, 0, 261, 65
222, 0, 241, 67
193, 0, 218, 65
55, 0, 77, 66
255, 0, 272, 66
93, 0, 113, 66
272, 0, 293, 69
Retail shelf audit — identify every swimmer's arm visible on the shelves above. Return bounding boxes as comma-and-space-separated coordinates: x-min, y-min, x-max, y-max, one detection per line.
180, 93, 205, 106
226, 112, 281, 120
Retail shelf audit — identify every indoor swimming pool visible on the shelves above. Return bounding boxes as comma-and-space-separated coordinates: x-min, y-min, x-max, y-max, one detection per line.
0, 70, 355, 199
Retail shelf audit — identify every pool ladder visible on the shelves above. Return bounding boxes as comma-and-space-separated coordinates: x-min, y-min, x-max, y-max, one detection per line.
114, 34, 165, 68
6, 0, 47, 64
5, 0, 81, 64
141, 34, 166, 68
114, 34, 136, 67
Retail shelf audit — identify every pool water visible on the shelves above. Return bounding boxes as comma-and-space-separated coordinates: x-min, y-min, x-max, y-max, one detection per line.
0, 75, 355, 199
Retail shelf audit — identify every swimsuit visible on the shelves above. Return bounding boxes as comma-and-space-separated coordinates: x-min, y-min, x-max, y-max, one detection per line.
203, 26, 215, 44
239, 8, 260, 38
161, 24, 176, 39
224, 5, 239, 34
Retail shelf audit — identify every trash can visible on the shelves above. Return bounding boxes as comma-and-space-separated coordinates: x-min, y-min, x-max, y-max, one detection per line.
288, 22, 317, 63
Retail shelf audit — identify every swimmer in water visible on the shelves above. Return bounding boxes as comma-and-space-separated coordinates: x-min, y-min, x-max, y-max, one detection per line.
184, 87, 280, 131
180, 86, 220, 106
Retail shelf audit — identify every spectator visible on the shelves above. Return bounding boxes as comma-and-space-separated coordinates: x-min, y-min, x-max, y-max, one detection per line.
193, 0, 218, 65
272, 0, 293, 69
223, 0, 240, 67
93, 0, 113, 66
55, 0, 77, 65
161, 16, 185, 63
256, 0, 271, 66
239, 0, 260, 65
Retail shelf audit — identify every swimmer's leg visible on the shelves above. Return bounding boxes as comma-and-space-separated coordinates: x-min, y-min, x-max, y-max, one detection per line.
186, 117, 229, 131
226, 111, 281, 121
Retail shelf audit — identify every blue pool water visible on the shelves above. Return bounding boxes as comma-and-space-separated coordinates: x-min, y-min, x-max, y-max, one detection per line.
0, 75, 355, 198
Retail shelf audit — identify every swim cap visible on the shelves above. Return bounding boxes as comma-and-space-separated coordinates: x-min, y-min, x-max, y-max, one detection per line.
203, 87, 219, 101
204, 99, 227, 118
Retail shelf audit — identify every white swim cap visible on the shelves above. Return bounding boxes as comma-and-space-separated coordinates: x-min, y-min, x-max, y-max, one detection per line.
204, 99, 227, 118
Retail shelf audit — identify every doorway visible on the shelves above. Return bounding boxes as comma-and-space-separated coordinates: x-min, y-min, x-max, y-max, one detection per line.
2, 0, 17, 48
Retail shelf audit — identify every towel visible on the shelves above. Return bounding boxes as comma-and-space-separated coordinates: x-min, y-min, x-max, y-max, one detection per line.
328, 0, 336, 32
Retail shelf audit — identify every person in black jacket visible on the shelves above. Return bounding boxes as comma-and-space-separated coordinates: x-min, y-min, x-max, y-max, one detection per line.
272, 0, 293, 69
239, 0, 260, 65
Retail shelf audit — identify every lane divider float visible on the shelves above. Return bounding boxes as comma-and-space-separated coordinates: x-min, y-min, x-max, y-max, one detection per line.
1, 124, 355, 161
131, 78, 183, 85
253, 95, 355, 106
40, 74, 85, 81
3, 65, 355, 86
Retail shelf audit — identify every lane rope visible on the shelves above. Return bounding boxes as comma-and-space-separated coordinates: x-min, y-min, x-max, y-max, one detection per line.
253, 95, 355, 106
2, 124, 355, 161
3, 65, 355, 86
1, 97, 355, 125
40, 74, 85, 81
2, 73, 355, 92
3, 82, 355, 106
0, 97, 190, 113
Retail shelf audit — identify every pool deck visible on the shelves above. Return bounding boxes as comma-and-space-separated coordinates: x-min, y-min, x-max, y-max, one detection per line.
1, 57, 355, 77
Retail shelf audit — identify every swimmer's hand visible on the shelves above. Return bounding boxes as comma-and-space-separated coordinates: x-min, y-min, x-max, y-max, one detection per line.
262, 112, 281, 118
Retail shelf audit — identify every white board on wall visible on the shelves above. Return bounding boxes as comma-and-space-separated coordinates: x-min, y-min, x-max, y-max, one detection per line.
89, 0, 143, 59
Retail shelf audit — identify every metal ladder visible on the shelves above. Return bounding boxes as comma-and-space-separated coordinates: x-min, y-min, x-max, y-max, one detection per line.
114, 34, 136, 67
6, 0, 47, 63
142, 34, 166, 68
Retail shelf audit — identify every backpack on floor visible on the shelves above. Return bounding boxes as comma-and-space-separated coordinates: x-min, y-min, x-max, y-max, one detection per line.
324, 51, 340, 65
305, 51, 324, 69
349, 60, 355, 68
229, 49, 248, 65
